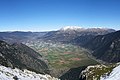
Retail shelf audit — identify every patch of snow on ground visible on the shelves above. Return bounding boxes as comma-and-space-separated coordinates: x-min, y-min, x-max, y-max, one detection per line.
101, 65, 120, 80
0, 65, 59, 80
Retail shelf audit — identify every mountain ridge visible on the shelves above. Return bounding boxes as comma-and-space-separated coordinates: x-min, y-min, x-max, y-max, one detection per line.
42, 28, 115, 45
0, 40, 49, 74
84, 30, 120, 63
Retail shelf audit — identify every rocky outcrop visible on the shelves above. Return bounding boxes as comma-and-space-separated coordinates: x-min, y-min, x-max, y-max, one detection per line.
101, 63, 120, 80
80, 64, 118, 80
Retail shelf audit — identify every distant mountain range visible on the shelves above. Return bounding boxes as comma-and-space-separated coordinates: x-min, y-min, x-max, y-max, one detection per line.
42, 27, 115, 45
0, 27, 119, 64
0, 31, 47, 43
0, 27, 115, 45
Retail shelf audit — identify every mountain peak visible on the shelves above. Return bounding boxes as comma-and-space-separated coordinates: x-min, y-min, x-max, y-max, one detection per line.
60, 26, 83, 31
60, 26, 115, 32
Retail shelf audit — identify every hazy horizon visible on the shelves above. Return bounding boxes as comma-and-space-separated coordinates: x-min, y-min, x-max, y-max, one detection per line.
0, 26, 118, 32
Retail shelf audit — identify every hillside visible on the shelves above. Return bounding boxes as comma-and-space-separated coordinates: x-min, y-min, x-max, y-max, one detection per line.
60, 66, 87, 80
79, 63, 120, 80
101, 64, 120, 80
84, 30, 120, 63
0, 65, 59, 80
0, 40, 49, 74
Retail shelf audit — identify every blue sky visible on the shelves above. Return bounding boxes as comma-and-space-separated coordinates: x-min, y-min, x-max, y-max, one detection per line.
0, 0, 120, 31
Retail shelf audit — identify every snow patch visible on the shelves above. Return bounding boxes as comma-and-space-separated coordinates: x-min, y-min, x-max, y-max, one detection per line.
60, 26, 83, 31
0, 65, 59, 80
101, 65, 120, 80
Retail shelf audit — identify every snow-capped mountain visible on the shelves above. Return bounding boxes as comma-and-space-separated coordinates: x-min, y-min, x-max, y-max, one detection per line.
101, 64, 120, 80
42, 26, 115, 45
60, 26, 114, 32
0, 65, 59, 80
60, 26, 83, 31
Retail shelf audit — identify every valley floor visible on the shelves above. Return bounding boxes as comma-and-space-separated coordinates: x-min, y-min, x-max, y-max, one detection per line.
25, 41, 98, 77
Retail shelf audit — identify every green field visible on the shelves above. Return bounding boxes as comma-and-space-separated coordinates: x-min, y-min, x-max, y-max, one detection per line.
25, 41, 98, 77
